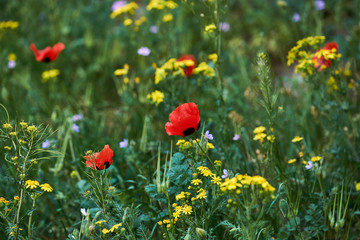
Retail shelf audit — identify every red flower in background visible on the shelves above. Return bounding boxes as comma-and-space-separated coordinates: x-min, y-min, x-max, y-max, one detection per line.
165, 102, 201, 137
313, 41, 338, 71
84, 145, 113, 170
177, 54, 196, 77
30, 42, 65, 62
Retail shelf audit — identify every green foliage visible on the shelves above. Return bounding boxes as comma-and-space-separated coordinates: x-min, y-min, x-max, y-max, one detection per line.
1, 0, 360, 239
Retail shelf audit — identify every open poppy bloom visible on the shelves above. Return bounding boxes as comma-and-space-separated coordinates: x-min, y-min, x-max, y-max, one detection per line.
313, 41, 338, 71
177, 54, 196, 77
165, 102, 201, 137
30, 42, 65, 62
84, 145, 113, 170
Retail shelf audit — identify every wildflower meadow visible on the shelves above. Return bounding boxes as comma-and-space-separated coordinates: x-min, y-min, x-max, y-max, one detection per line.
1, 0, 360, 239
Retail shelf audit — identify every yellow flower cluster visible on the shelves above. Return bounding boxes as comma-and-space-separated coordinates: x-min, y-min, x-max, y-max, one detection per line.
0, 21, 19, 29
175, 191, 191, 201
196, 166, 222, 186
0, 197, 9, 204
162, 14, 173, 22
287, 36, 342, 75
253, 126, 275, 143
3, 123, 13, 129
327, 76, 339, 91
27, 125, 37, 133
102, 223, 123, 234
208, 53, 218, 63
154, 58, 194, 84
157, 218, 176, 228
42, 69, 60, 83
313, 48, 342, 71
192, 62, 216, 77
172, 203, 193, 220
146, 0, 178, 10
114, 64, 129, 76
110, 2, 138, 18
204, 24, 216, 33
291, 136, 303, 143
147, 90, 164, 106
25, 180, 53, 192
311, 156, 322, 162
220, 174, 275, 193
287, 36, 325, 66
154, 58, 215, 84
176, 139, 192, 150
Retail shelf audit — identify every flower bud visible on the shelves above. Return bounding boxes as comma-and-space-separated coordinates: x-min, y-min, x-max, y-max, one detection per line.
196, 228, 206, 239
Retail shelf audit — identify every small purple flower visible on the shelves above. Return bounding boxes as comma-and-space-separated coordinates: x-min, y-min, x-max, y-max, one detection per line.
112, 1, 127, 11
221, 169, 228, 179
8, 60, 16, 69
137, 47, 151, 56
72, 123, 80, 133
315, 0, 325, 10
119, 139, 128, 148
72, 114, 83, 122
305, 161, 313, 170
232, 134, 240, 141
150, 25, 158, 34
292, 13, 301, 22
219, 22, 230, 32
205, 130, 213, 140
42, 140, 50, 149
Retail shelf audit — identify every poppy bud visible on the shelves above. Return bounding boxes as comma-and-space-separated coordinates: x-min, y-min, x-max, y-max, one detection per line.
195, 228, 206, 239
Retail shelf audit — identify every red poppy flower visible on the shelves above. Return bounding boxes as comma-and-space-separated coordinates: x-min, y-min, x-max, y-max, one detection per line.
177, 54, 196, 77
313, 41, 338, 71
84, 145, 113, 170
30, 42, 65, 62
165, 102, 201, 137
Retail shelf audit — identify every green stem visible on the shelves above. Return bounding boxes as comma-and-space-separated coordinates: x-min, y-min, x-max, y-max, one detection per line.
28, 198, 36, 240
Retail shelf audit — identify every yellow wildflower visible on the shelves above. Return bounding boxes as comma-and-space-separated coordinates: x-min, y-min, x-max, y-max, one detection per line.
147, 90, 164, 106
205, 24, 216, 33
8, 53, 16, 61
25, 180, 40, 190
311, 156, 322, 162
110, 2, 138, 18
182, 205, 192, 215
40, 183, 53, 192
191, 179, 202, 186
206, 143, 215, 149
211, 176, 222, 185
109, 223, 123, 232
356, 183, 360, 191
27, 125, 37, 133
288, 159, 297, 164
20, 121, 28, 128
114, 68, 129, 76
135, 16, 146, 26
42, 69, 60, 83
253, 126, 266, 134
208, 53, 218, 63
3, 123, 13, 129
292, 136, 303, 143
162, 14, 173, 22
123, 18, 133, 26
102, 228, 110, 234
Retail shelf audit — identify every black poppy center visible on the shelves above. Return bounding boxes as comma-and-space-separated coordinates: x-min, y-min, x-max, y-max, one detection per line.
43, 57, 51, 62
96, 161, 110, 170
104, 161, 110, 169
183, 127, 195, 136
